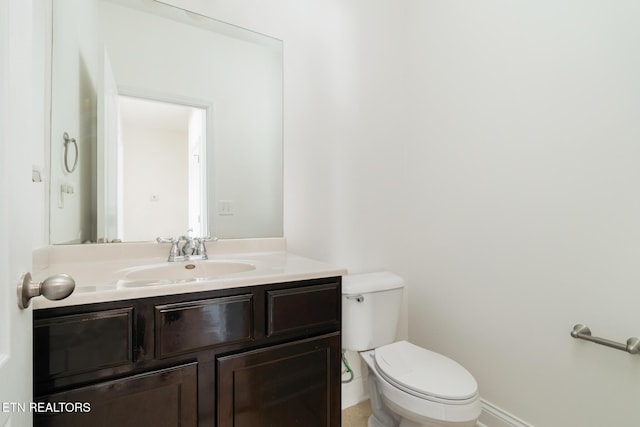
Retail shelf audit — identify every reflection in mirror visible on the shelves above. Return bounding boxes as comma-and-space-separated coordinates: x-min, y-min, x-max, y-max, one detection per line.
49, 0, 283, 244
118, 96, 206, 241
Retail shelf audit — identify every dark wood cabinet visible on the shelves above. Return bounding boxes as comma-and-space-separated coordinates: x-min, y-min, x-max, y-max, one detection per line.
35, 363, 198, 427
34, 307, 135, 381
33, 276, 341, 427
217, 333, 341, 427
154, 294, 254, 358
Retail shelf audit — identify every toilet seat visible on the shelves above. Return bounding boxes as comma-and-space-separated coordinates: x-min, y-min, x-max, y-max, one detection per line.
374, 341, 478, 404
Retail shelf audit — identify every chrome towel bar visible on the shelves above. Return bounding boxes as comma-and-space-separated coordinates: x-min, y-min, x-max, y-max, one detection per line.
571, 324, 640, 355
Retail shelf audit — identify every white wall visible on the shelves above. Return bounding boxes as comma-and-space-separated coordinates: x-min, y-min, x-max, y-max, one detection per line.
120, 124, 188, 241
31, 0, 640, 425
404, 1, 640, 426
172, 1, 640, 425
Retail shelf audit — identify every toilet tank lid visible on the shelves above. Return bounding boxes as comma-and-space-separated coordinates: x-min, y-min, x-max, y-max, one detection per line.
342, 271, 404, 294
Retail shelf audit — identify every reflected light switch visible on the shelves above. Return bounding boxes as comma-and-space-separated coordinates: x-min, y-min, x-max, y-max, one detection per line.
218, 200, 235, 215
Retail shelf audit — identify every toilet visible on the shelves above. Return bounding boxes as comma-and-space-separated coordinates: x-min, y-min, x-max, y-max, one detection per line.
342, 272, 481, 427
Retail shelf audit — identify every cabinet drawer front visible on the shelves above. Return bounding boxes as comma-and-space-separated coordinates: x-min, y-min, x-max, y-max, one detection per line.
34, 308, 134, 379
266, 282, 340, 337
155, 294, 253, 358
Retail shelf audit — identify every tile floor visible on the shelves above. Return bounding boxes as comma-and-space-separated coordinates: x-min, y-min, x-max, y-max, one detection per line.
342, 400, 482, 427
341, 400, 372, 427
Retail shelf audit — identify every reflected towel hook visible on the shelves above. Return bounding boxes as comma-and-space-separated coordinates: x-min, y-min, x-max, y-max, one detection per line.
63, 132, 78, 173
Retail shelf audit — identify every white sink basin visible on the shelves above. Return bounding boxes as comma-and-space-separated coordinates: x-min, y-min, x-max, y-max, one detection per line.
122, 260, 256, 284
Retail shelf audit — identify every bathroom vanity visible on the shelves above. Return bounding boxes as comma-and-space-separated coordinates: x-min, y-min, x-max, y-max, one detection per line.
31, 241, 345, 427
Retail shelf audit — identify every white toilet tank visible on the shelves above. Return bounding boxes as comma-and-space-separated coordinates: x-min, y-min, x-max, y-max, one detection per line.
342, 271, 404, 351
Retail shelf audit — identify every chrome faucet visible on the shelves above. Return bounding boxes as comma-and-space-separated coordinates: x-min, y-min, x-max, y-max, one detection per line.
156, 235, 217, 262
180, 235, 196, 256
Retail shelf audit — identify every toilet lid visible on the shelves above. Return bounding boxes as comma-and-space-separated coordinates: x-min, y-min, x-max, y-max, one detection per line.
374, 341, 478, 402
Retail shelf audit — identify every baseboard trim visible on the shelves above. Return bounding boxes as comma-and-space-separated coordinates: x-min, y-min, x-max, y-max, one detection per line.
478, 399, 534, 427
341, 376, 368, 409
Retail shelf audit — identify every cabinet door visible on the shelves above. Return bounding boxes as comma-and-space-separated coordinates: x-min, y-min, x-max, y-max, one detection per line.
217, 333, 341, 427
34, 363, 197, 427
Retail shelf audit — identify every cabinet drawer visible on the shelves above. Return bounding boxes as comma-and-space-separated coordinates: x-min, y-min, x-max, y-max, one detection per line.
155, 294, 253, 358
34, 308, 134, 379
266, 282, 340, 337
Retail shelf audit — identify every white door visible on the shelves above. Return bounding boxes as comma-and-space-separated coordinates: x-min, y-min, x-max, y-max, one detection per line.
187, 107, 207, 237
97, 48, 120, 242
0, 0, 35, 425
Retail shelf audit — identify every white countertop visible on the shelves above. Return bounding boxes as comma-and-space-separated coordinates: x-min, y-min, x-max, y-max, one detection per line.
32, 239, 347, 309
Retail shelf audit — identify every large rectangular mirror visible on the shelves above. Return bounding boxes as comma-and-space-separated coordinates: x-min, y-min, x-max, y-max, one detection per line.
49, 0, 283, 244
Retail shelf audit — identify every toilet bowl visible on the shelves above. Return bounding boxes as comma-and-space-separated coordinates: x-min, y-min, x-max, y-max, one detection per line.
362, 342, 481, 427
342, 272, 481, 427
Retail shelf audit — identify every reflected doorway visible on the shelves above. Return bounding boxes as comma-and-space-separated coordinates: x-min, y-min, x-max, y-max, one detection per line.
117, 96, 207, 241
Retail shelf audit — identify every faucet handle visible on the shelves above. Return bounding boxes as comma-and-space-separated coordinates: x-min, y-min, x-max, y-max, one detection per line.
157, 237, 182, 261
194, 236, 217, 259
156, 237, 175, 244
